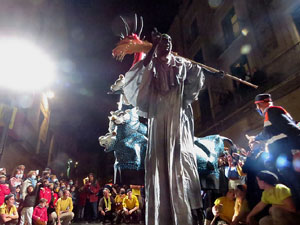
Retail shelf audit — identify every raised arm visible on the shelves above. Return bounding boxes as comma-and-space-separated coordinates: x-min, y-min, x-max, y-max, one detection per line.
143, 28, 161, 67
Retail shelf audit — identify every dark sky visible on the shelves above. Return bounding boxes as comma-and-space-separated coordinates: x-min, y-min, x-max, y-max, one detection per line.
51, 0, 181, 174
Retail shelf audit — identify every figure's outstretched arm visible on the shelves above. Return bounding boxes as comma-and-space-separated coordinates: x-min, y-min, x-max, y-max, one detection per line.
143, 28, 161, 67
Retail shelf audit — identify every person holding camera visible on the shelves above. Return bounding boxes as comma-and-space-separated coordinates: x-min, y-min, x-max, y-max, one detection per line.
83, 173, 100, 223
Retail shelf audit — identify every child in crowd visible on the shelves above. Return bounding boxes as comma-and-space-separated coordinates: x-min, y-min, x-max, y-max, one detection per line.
32, 198, 48, 225
13, 185, 22, 209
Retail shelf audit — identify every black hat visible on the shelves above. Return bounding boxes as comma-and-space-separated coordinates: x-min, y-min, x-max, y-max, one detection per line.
254, 93, 272, 104
126, 188, 132, 194
5, 194, 14, 202
257, 170, 278, 186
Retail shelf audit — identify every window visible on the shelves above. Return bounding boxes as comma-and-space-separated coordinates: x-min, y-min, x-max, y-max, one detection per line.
230, 55, 250, 91
292, 4, 300, 35
222, 8, 240, 47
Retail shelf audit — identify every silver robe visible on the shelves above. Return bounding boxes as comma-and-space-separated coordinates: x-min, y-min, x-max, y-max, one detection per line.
123, 54, 204, 225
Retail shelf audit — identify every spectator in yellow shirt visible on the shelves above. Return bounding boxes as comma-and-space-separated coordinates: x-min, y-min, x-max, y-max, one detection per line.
247, 170, 300, 225
0, 194, 18, 225
122, 189, 141, 224
204, 189, 235, 225
232, 184, 249, 225
115, 188, 126, 224
49, 190, 74, 225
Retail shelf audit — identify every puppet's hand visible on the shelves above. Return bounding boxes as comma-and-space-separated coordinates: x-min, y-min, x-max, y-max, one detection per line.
151, 27, 161, 46
216, 70, 225, 78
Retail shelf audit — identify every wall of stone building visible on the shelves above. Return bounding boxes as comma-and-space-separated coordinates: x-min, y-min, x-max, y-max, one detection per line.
169, 0, 300, 138
1, 141, 45, 174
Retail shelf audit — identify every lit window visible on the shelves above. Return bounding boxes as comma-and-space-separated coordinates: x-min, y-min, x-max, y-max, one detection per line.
222, 8, 240, 47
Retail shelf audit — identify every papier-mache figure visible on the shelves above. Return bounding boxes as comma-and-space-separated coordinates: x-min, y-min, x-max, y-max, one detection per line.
117, 26, 224, 224
99, 105, 147, 185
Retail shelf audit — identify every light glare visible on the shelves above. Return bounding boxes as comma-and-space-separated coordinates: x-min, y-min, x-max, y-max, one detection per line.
46, 91, 55, 99
240, 44, 252, 55
0, 39, 56, 92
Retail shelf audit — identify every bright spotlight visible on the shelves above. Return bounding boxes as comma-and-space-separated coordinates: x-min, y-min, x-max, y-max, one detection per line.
46, 91, 55, 99
0, 38, 56, 92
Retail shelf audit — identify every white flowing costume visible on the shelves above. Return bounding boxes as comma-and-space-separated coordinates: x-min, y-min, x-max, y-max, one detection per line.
123, 54, 205, 225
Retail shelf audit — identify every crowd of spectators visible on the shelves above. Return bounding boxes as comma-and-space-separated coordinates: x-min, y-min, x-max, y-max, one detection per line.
202, 140, 300, 225
1, 135, 300, 225
0, 167, 144, 225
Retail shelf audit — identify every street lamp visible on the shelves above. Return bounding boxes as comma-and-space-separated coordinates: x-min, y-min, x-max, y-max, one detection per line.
67, 159, 73, 178
0, 38, 56, 163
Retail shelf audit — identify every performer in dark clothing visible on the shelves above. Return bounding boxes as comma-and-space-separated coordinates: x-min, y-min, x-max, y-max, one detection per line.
242, 142, 267, 209
248, 93, 300, 210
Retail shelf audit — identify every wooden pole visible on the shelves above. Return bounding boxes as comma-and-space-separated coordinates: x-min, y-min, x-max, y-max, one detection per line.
174, 53, 258, 89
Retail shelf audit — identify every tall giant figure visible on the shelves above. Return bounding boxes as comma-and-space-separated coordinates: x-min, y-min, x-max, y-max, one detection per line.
123, 30, 223, 225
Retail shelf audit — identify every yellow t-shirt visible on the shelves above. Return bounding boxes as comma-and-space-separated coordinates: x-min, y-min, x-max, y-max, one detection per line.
122, 195, 139, 210
214, 196, 235, 223
56, 197, 73, 216
115, 194, 126, 211
0, 204, 17, 216
261, 184, 291, 205
132, 188, 141, 197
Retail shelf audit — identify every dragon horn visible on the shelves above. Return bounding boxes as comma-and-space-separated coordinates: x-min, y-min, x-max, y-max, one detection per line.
120, 16, 130, 36
138, 16, 144, 37
134, 13, 138, 33
120, 32, 124, 39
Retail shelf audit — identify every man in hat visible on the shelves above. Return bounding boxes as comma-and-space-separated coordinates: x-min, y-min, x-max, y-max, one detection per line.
246, 170, 300, 225
248, 93, 300, 209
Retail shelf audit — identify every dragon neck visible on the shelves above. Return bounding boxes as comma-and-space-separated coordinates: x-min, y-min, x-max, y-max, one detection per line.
131, 52, 144, 68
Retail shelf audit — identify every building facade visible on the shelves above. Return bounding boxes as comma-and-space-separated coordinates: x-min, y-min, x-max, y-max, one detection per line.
169, 0, 300, 146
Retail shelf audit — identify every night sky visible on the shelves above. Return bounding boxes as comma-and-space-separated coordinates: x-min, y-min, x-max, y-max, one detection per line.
50, 0, 181, 176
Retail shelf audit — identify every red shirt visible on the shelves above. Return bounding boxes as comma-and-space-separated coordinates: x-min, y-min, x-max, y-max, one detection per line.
53, 192, 58, 207
84, 182, 100, 202
0, 184, 10, 206
39, 187, 52, 204
33, 205, 48, 222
